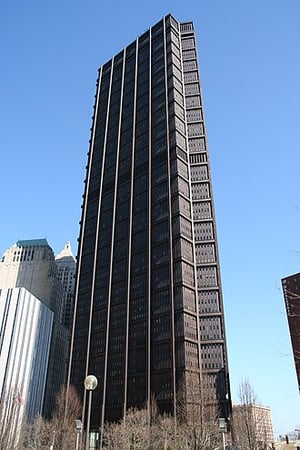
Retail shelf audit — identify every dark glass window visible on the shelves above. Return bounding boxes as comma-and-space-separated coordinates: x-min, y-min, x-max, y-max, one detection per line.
152, 106, 166, 127
151, 20, 164, 37
134, 173, 148, 193
111, 280, 127, 302
132, 209, 148, 232
131, 251, 148, 274
152, 241, 170, 266
151, 289, 171, 314
152, 220, 169, 243
135, 118, 149, 137
114, 219, 129, 241
130, 296, 147, 321
152, 36, 164, 54
152, 199, 169, 222
126, 41, 136, 58
152, 162, 167, 184
114, 237, 128, 258
135, 147, 149, 166
112, 258, 128, 281
152, 181, 168, 202
130, 273, 148, 298
117, 181, 131, 203
137, 79, 149, 97
133, 190, 148, 213
136, 93, 149, 112
115, 200, 130, 221
132, 229, 148, 252
151, 314, 171, 339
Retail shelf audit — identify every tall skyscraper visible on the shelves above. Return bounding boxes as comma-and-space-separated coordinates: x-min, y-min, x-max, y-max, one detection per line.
0, 239, 69, 418
69, 13, 231, 433
281, 272, 300, 391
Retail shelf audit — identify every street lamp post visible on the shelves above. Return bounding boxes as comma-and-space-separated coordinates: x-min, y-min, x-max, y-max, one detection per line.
75, 419, 83, 450
49, 430, 55, 450
84, 375, 98, 450
218, 418, 227, 450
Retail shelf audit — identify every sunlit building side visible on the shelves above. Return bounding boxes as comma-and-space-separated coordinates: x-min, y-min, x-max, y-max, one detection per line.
0, 287, 53, 427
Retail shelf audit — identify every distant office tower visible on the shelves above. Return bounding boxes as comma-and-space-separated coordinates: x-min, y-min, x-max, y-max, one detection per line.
69, 13, 231, 432
281, 272, 300, 391
232, 404, 274, 448
0, 239, 69, 418
55, 242, 76, 329
0, 288, 53, 427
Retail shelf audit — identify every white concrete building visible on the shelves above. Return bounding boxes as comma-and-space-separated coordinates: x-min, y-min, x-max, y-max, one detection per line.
233, 403, 274, 447
0, 287, 53, 425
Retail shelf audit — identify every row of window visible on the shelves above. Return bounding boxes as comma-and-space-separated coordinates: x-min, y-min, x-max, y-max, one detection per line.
197, 266, 218, 288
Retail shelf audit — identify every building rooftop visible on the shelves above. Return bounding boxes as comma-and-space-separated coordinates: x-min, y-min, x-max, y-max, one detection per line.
55, 241, 75, 260
16, 238, 49, 247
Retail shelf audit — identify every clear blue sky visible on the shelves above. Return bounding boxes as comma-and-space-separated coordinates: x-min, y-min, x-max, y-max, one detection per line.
1, 0, 299, 437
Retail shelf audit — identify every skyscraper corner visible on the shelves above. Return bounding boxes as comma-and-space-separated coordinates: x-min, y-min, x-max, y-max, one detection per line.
281, 272, 300, 392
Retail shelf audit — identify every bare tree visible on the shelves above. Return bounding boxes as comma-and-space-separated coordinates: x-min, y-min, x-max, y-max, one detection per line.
24, 414, 50, 450
103, 420, 125, 449
151, 413, 177, 450
123, 407, 150, 449
51, 384, 82, 449
24, 384, 82, 450
233, 378, 271, 450
0, 389, 26, 449
101, 376, 224, 450
233, 378, 258, 450
103, 407, 178, 450
176, 371, 220, 450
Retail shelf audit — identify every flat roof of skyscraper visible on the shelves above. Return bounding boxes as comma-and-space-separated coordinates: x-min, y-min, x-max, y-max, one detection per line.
16, 238, 49, 247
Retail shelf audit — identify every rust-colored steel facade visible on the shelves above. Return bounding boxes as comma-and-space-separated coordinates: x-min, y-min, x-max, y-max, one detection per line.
68, 13, 231, 434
